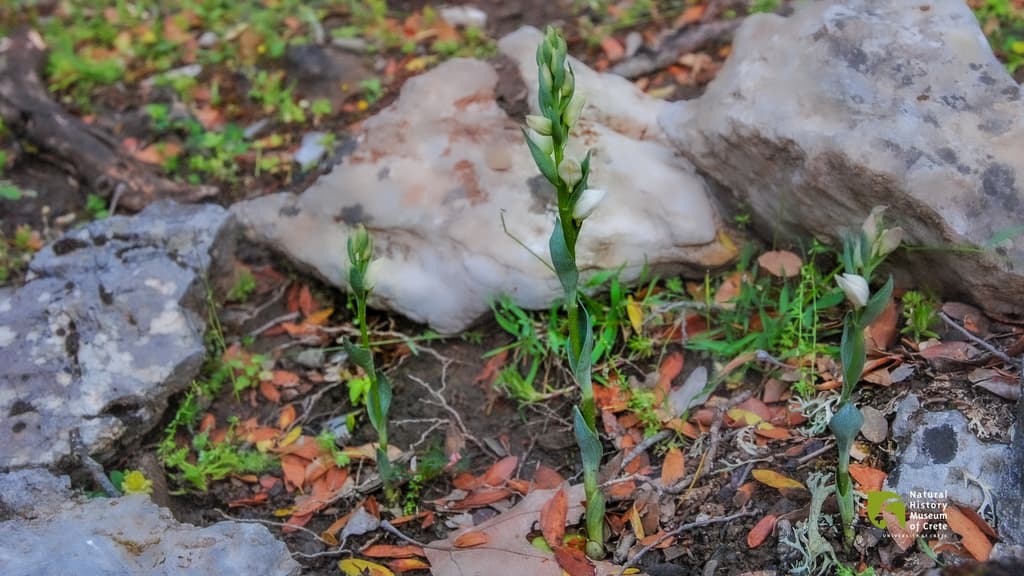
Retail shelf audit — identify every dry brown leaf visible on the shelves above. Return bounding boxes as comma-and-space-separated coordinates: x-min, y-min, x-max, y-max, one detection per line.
600, 36, 624, 61
278, 404, 297, 430
474, 350, 509, 387
747, 514, 777, 548
281, 455, 307, 491
654, 352, 684, 403
259, 380, 281, 403
424, 485, 621, 576
540, 486, 568, 548
482, 456, 518, 487
733, 482, 757, 508
945, 504, 994, 561
447, 487, 514, 510
866, 301, 899, 351
533, 465, 565, 490
553, 546, 596, 576
848, 464, 886, 492
660, 447, 686, 486
453, 531, 490, 548
757, 250, 803, 278
389, 558, 431, 573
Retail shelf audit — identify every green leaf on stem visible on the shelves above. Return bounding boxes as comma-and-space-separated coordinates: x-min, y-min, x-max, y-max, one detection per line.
861, 275, 894, 326
829, 402, 863, 457
573, 406, 602, 475
366, 371, 392, 436
343, 340, 375, 375
839, 315, 865, 399
523, 128, 558, 185
549, 219, 578, 297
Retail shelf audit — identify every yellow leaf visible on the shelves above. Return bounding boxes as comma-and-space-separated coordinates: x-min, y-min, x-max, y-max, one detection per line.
626, 295, 643, 332
752, 469, 806, 491
338, 558, 395, 576
727, 408, 763, 426
278, 426, 302, 448
273, 506, 296, 517
405, 55, 437, 72
304, 307, 334, 326
121, 470, 153, 495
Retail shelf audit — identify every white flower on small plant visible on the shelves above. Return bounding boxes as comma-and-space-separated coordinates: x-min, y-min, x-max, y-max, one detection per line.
525, 115, 552, 136
836, 273, 869, 309
572, 188, 606, 221
558, 158, 582, 188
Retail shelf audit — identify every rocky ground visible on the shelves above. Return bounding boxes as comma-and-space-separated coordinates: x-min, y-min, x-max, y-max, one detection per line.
1, 2, 1023, 576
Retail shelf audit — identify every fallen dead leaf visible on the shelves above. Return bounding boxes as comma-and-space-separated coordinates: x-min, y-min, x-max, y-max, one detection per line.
757, 250, 802, 278
553, 546, 595, 576
884, 509, 918, 552
389, 558, 431, 573
454, 531, 490, 548
533, 465, 565, 490
600, 36, 625, 61
848, 464, 886, 493
339, 558, 394, 576
945, 504, 993, 561
747, 514, 777, 548
424, 485, 622, 576
866, 301, 899, 351
540, 486, 568, 548
482, 456, 518, 487
660, 447, 686, 486
752, 469, 806, 492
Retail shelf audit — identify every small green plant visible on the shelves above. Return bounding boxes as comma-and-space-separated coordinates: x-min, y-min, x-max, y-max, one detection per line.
524, 27, 606, 559
249, 70, 306, 124
973, 0, 1024, 73
830, 206, 901, 545
85, 193, 110, 219
359, 77, 383, 104
900, 289, 939, 341
227, 269, 257, 303
310, 98, 332, 123
0, 225, 40, 284
316, 430, 352, 468
343, 223, 396, 502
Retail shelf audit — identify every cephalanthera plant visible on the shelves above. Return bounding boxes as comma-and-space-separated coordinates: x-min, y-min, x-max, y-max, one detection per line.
344, 224, 397, 503
830, 207, 901, 545
524, 26, 607, 559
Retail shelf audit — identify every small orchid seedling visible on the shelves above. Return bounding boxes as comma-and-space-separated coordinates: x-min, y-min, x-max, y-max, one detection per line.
830, 207, 902, 545
344, 223, 396, 502
524, 26, 607, 559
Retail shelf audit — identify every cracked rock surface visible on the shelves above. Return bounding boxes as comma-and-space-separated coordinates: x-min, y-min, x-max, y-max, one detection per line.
0, 201, 235, 469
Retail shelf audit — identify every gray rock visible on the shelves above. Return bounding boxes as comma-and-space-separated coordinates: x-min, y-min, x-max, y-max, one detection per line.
884, 408, 1020, 544
0, 201, 235, 469
234, 27, 736, 334
0, 470, 299, 576
660, 0, 1024, 318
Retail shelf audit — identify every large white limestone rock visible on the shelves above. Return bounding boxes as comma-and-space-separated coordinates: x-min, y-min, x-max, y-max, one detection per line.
234, 27, 734, 333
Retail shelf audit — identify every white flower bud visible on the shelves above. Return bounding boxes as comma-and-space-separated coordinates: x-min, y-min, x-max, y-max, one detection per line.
862, 206, 887, 241
364, 259, 382, 292
525, 115, 552, 136
562, 94, 586, 129
526, 129, 553, 155
876, 227, 903, 257
572, 188, 606, 221
836, 273, 870, 309
558, 157, 582, 188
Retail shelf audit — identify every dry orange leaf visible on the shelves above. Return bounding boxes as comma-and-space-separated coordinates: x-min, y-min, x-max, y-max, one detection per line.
453, 531, 489, 548
447, 487, 514, 510
533, 465, 564, 490
757, 250, 803, 278
541, 486, 568, 548
272, 370, 300, 387
733, 482, 757, 508
259, 380, 281, 403
848, 464, 887, 493
660, 447, 686, 486
304, 307, 333, 326
361, 544, 426, 559
945, 504, 993, 561
554, 546, 596, 576
752, 469, 806, 492
278, 404, 297, 430
474, 350, 508, 387
747, 514, 777, 548
388, 558, 431, 573
753, 423, 791, 440
281, 455, 307, 491
481, 456, 518, 487
297, 285, 316, 316
655, 352, 684, 402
